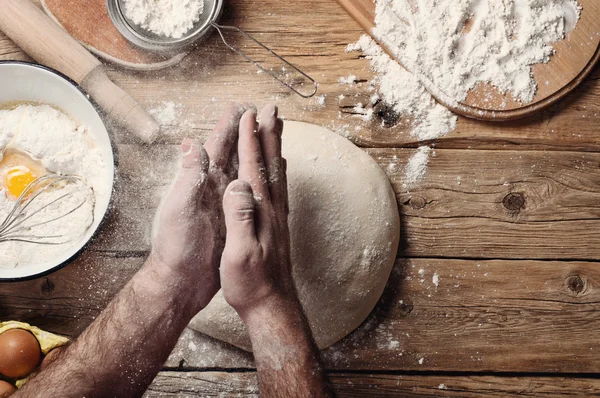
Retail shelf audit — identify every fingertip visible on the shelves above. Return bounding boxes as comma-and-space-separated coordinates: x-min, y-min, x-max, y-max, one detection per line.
241, 108, 258, 121
240, 110, 258, 136
261, 103, 278, 119
181, 138, 208, 171
225, 179, 253, 196
242, 102, 258, 114
226, 102, 246, 118
181, 138, 194, 155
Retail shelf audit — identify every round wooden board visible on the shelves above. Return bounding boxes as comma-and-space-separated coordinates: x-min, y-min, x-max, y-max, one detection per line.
337, 0, 600, 121
41, 0, 188, 71
458, 0, 600, 120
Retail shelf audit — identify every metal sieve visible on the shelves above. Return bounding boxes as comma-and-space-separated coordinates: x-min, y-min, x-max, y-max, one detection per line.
106, 0, 318, 98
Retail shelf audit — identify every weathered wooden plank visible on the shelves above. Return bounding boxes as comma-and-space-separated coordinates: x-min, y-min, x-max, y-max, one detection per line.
0, 1, 599, 150
321, 258, 600, 372
0, 251, 142, 336
90, 145, 600, 261
376, 148, 600, 260
146, 371, 600, 397
4, 257, 600, 373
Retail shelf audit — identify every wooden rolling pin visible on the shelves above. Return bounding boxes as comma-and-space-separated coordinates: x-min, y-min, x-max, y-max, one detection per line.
0, 0, 160, 144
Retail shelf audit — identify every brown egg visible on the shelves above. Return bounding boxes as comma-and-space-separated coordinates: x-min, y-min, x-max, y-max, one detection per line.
0, 329, 41, 379
0, 380, 16, 397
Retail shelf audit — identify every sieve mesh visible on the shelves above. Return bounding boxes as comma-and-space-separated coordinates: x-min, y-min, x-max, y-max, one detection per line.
111, 0, 222, 46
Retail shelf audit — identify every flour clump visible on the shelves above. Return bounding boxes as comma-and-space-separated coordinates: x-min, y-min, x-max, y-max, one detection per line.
122, 0, 205, 39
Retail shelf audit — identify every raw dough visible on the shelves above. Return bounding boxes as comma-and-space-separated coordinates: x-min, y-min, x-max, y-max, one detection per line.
189, 121, 400, 351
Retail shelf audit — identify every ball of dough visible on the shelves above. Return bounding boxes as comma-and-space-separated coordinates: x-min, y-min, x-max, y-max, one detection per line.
189, 121, 400, 351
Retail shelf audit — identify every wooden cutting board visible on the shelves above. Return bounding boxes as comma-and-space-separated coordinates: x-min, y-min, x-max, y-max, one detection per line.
337, 0, 600, 121
41, 0, 187, 71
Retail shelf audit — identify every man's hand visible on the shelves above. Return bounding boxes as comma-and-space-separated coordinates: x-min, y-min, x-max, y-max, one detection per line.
150, 103, 248, 313
220, 105, 333, 397
219, 104, 293, 318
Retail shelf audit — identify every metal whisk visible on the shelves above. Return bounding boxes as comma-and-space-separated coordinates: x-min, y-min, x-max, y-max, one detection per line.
0, 175, 92, 245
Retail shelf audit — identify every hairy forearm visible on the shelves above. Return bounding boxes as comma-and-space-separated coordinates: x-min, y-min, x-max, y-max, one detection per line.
243, 297, 334, 398
16, 259, 197, 398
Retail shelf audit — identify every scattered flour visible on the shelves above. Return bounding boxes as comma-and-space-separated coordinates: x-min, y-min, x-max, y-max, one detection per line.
0, 104, 106, 268
339, 74, 358, 85
403, 146, 432, 189
353, 103, 375, 122
122, 0, 205, 39
347, 36, 457, 141
432, 272, 440, 287
149, 101, 182, 127
314, 95, 327, 108
373, 0, 582, 104
388, 340, 400, 349
149, 101, 196, 135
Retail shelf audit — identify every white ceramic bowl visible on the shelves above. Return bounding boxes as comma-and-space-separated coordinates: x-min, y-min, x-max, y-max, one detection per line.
0, 62, 115, 281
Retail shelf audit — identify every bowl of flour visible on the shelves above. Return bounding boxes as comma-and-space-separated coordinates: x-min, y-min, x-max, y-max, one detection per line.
0, 62, 114, 281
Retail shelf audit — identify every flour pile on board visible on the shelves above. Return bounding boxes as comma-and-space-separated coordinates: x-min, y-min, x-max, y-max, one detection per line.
403, 146, 432, 189
122, 0, 205, 38
373, 0, 581, 105
346, 0, 581, 139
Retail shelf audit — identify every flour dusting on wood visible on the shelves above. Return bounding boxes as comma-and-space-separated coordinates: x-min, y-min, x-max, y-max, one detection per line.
403, 146, 432, 189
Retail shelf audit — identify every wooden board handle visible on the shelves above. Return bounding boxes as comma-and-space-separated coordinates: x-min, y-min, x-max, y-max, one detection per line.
336, 0, 376, 33
0, 0, 159, 143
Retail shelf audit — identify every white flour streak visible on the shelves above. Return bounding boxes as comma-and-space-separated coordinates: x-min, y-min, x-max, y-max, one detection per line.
403, 146, 432, 189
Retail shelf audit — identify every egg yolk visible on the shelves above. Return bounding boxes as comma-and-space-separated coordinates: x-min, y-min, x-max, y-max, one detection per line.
5, 166, 36, 199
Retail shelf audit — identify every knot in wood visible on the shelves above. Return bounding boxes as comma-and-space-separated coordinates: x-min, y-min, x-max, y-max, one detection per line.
566, 275, 585, 295
399, 301, 413, 317
374, 103, 400, 128
408, 196, 427, 210
503, 192, 525, 211
41, 278, 55, 296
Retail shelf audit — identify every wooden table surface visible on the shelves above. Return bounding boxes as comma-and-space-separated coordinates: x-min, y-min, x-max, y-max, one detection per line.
2, 1, 600, 396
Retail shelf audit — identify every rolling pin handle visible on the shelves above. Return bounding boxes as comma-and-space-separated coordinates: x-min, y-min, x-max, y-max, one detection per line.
80, 68, 160, 144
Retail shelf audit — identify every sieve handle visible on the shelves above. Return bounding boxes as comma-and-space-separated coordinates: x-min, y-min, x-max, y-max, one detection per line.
211, 23, 318, 99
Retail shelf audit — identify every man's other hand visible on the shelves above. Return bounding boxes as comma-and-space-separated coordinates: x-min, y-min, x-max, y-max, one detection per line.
219, 104, 294, 320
